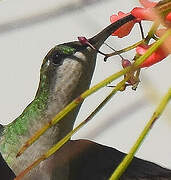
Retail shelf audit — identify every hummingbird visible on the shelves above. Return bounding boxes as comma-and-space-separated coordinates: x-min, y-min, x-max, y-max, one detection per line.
1, 12, 171, 180
0, 14, 136, 180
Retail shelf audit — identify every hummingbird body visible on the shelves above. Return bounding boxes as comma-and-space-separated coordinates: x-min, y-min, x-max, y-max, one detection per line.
0, 15, 136, 179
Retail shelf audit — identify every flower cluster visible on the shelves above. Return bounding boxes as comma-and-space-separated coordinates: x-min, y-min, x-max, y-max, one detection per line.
110, 0, 171, 68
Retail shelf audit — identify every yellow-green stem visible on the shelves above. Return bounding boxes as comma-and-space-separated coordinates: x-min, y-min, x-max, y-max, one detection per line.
109, 87, 171, 180
107, 40, 144, 57
145, 22, 160, 44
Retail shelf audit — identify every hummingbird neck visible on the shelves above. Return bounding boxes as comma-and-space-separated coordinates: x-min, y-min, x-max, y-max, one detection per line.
0, 67, 52, 161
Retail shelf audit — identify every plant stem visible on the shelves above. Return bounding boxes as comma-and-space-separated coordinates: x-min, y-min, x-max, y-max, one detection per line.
105, 40, 144, 61
145, 21, 160, 44
109, 87, 171, 180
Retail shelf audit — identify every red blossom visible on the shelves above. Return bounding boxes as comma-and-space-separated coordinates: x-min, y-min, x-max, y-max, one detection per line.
131, 1, 171, 68
110, 0, 157, 38
131, 7, 157, 21
131, 0, 157, 21
111, 0, 170, 38
131, 0, 171, 23
110, 11, 139, 38
136, 44, 169, 68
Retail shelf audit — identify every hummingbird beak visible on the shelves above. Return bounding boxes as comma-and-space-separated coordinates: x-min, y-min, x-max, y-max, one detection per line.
59, 14, 135, 57
89, 14, 135, 49
76, 14, 135, 58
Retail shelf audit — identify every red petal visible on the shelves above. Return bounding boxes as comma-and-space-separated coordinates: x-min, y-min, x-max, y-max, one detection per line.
112, 21, 135, 38
166, 12, 171, 22
136, 44, 168, 68
131, 7, 156, 21
110, 11, 136, 38
118, 11, 125, 16
139, 0, 157, 8
136, 44, 148, 54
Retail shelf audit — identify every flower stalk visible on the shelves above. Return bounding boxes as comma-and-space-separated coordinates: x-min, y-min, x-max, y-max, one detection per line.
109, 87, 171, 180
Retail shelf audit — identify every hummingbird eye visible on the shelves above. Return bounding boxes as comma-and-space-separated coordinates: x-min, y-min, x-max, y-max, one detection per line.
45, 45, 76, 66
48, 51, 65, 66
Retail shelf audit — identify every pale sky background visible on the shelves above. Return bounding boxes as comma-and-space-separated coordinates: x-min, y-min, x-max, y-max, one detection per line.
0, 0, 171, 170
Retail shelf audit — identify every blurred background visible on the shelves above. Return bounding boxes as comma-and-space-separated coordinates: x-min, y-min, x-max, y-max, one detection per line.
0, 0, 171, 170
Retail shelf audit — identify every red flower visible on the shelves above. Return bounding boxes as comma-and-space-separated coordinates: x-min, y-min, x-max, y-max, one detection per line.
110, 11, 139, 38
136, 44, 168, 68
131, 0, 171, 23
110, 0, 171, 38
131, 0, 157, 21
110, 0, 157, 38
131, 7, 157, 21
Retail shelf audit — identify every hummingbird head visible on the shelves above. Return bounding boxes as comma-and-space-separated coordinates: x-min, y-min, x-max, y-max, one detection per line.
37, 42, 87, 96
41, 42, 87, 72
34, 40, 91, 119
